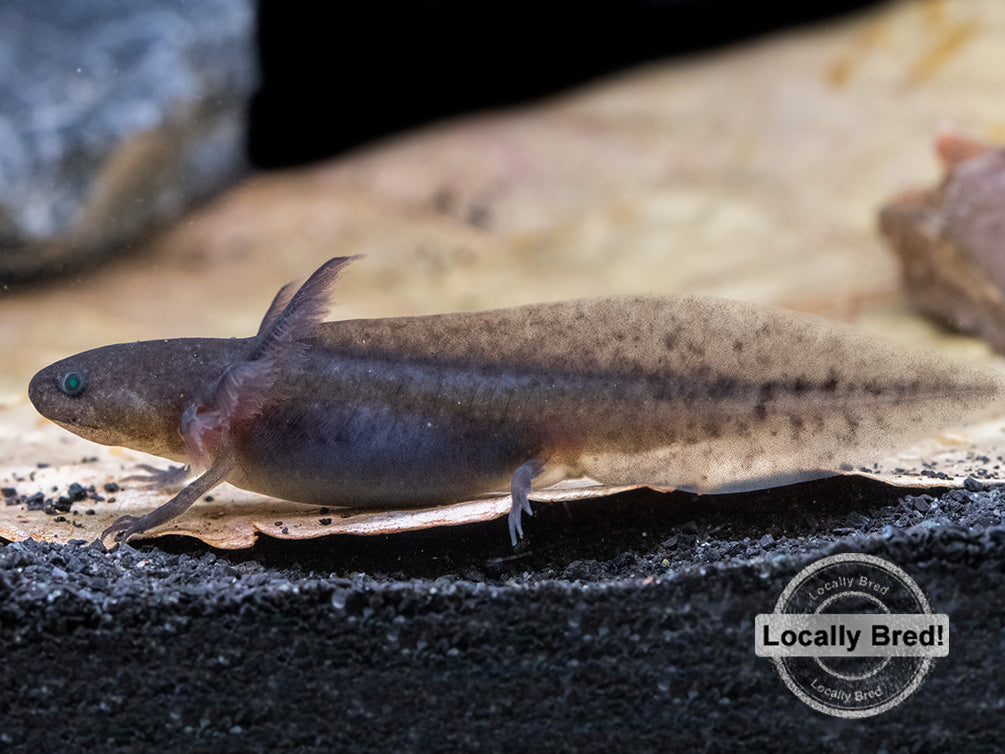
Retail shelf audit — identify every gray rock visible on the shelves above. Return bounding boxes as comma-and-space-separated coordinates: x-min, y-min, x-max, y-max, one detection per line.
0, 0, 256, 282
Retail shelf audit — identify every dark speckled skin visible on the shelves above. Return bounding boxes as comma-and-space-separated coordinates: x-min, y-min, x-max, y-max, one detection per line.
28, 289, 1004, 512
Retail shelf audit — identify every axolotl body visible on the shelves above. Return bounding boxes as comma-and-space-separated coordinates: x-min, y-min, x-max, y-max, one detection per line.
28, 257, 1003, 545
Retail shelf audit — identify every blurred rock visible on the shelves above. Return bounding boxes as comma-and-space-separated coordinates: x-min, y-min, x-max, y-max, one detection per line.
0, 0, 256, 283
879, 132, 1005, 354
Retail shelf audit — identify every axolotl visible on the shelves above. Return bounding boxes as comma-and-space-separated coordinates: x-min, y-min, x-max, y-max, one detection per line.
27, 257, 1003, 546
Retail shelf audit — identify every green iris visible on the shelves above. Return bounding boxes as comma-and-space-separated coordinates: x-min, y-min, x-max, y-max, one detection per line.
59, 372, 86, 397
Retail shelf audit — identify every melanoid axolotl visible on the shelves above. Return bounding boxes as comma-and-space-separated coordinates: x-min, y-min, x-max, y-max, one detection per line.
27, 257, 1003, 546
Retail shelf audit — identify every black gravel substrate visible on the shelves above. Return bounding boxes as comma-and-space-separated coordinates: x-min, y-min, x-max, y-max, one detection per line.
2, 476, 1004, 752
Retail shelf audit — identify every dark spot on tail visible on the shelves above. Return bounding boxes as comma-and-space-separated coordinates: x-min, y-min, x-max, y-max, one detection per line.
864, 380, 884, 397
708, 375, 737, 400
759, 380, 778, 401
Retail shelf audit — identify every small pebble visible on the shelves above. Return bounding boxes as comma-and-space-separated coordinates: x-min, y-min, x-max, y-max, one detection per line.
964, 477, 984, 492
53, 497, 73, 513
910, 496, 931, 513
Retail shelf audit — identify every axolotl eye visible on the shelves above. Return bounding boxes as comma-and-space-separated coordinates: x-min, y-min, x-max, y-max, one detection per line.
58, 371, 87, 397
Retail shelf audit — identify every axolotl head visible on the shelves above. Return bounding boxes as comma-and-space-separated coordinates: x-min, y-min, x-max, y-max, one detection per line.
29, 337, 248, 461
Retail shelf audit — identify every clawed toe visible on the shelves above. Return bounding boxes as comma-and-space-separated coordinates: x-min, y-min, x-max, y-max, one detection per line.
99, 515, 145, 547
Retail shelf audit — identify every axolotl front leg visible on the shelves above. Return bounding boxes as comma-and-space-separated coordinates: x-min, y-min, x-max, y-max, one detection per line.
101, 460, 234, 543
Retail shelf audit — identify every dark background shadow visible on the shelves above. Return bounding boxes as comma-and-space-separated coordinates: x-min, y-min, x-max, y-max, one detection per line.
249, 0, 886, 167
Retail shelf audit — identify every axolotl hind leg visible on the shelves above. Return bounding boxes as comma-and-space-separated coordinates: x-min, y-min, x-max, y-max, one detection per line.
508, 459, 545, 545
